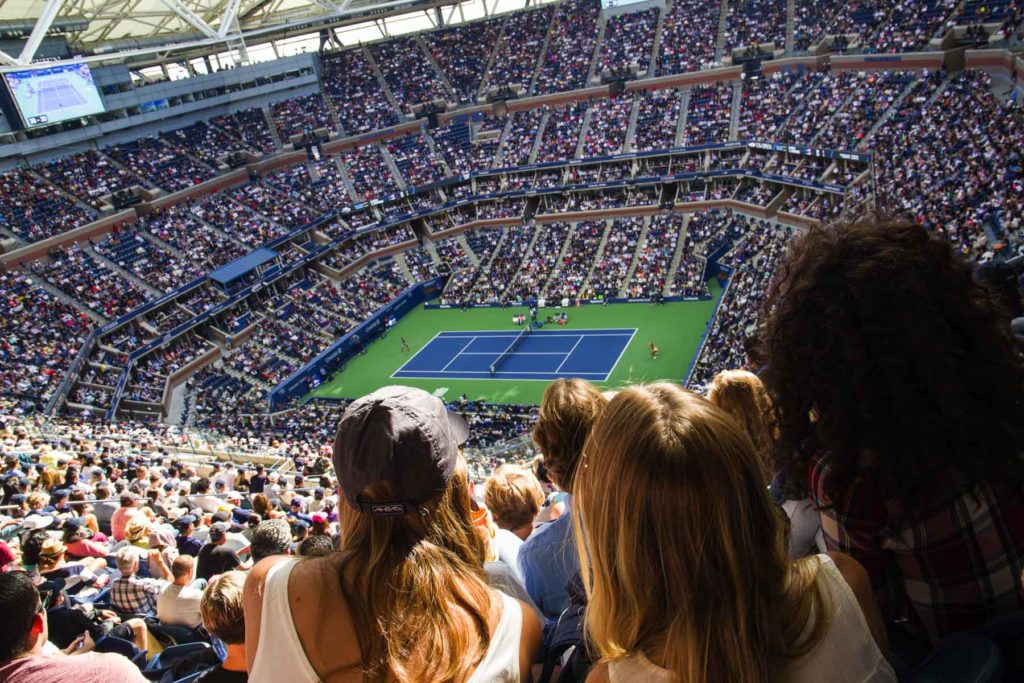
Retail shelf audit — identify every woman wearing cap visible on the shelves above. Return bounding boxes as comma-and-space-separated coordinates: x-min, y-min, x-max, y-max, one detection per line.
573, 384, 892, 682
63, 519, 109, 560
244, 386, 542, 682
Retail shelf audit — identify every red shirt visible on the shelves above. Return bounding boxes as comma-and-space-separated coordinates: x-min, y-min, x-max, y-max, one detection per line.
0, 652, 147, 683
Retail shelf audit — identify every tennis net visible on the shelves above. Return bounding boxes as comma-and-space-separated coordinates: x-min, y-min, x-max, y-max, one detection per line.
489, 325, 531, 376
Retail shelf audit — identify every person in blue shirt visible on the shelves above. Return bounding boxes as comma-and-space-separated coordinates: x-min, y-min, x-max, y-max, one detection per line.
518, 378, 607, 635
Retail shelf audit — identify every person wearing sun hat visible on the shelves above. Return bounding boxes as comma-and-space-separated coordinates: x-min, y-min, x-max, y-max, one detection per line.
38, 537, 109, 596
243, 385, 541, 682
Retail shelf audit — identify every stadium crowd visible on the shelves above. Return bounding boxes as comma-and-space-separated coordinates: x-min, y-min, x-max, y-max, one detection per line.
1, 216, 1021, 681
1, 10, 1024, 681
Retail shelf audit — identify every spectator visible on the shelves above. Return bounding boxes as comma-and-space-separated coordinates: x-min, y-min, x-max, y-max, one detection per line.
191, 478, 221, 513
196, 523, 245, 581
110, 493, 138, 543
243, 386, 541, 681
706, 369, 774, 480
249, 519, 292, 564
573, 383, 892, 681
296, 535, 332, 558
174, 515, 203, 557
197, 571, 248, 682
519, 378, 607, 628
156, 555, 204, 629
110, 546, 168, 616
760, 218, 1024, 645
484, 465, 544, 544
92, 485, 118, 535
0, 572, 147, 683
707, 369, 826, 560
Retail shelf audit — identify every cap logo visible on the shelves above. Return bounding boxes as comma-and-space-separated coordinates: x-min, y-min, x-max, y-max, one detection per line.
369, 502, 407, 516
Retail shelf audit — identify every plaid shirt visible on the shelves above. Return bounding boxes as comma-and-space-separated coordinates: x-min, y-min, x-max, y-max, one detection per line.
809, 454, 1024, 644
110, 574, 167, 615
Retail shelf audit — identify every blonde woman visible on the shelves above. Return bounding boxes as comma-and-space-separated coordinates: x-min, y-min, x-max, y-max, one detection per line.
574, 383, 893, 682
706, 369, 775, 481
707, 369, 825, 559
244, 386, 541, 682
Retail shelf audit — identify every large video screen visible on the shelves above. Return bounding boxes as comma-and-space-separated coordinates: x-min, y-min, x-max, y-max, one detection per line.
3, 63, 105, 128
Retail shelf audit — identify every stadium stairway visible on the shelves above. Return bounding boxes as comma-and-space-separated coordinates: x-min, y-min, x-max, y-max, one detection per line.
379, 145, 408, 191
476, 14, 511, 97
713, 0, 729, 63
860, 75, 931, 150
527, 110, 550, 164
260, 104, 285, 151
729, 81, 743, 140
414, 33, 459, 104
785, 0, 796, 53
622, 90, 643, 153
575, 106, 596, 159
586, 14, 609, 87
392, 252, 417, 282
674, 88, 692, 146
423, 131, 454, 178
527, 15, 557, 96
506, 222, 545, 288
27, 271, 109, 325
360, 45, 405, 120
493, 117, 516, 166
479, 226, 511, 275
422, 236, 442, 267
663, 214, 692, 296
26, 168, 101, 222
82, 242, 165, 298
619, 215, 653, 298
540, 222, 579, 298
456, 233, 481, 267
329, 156, 362, 203
648, 3, 667, 78
321, 93, 346, 137
808, 84, 865, 148
580, 219, 614, 292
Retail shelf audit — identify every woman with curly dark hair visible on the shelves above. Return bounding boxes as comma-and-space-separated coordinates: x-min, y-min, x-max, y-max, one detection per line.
760, 218, 1024, 647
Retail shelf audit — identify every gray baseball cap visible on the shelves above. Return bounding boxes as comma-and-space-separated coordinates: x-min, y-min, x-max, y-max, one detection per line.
332, 386, 469, 516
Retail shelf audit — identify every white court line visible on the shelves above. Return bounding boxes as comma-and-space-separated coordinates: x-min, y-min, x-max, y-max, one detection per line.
440, 337, 478, 372
395, 369, 608, 377
602, 328, 639, 381
394, 330, 443, 370
460, 351, 567, 355
554, 335, 584, 374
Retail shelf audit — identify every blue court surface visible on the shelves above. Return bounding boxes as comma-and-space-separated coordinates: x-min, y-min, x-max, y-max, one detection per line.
392, 328, 637, 381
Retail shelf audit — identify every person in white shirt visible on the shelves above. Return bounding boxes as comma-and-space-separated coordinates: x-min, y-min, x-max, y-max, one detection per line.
190, 478, 222, 514
156, 555, 205, 629
574, 384, 893, 683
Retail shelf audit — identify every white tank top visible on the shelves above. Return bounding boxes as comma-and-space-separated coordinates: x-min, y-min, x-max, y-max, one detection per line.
607, 555, 895, 682
250, 559, 523, 683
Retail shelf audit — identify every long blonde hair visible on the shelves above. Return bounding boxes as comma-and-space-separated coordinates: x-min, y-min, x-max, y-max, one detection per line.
573, 383, 828, 682
336, 457, 492, 682
706, 369, 777, 482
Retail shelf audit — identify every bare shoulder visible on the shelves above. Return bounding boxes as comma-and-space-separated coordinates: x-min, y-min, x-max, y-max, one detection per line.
586, 662, 611, 683
825, 551, 870, 594
517, 598, 543, 652
244, 555, 290, 597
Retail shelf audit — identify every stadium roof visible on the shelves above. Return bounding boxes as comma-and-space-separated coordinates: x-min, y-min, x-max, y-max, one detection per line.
210, 247, 278, 285
0, 0, 530, 69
